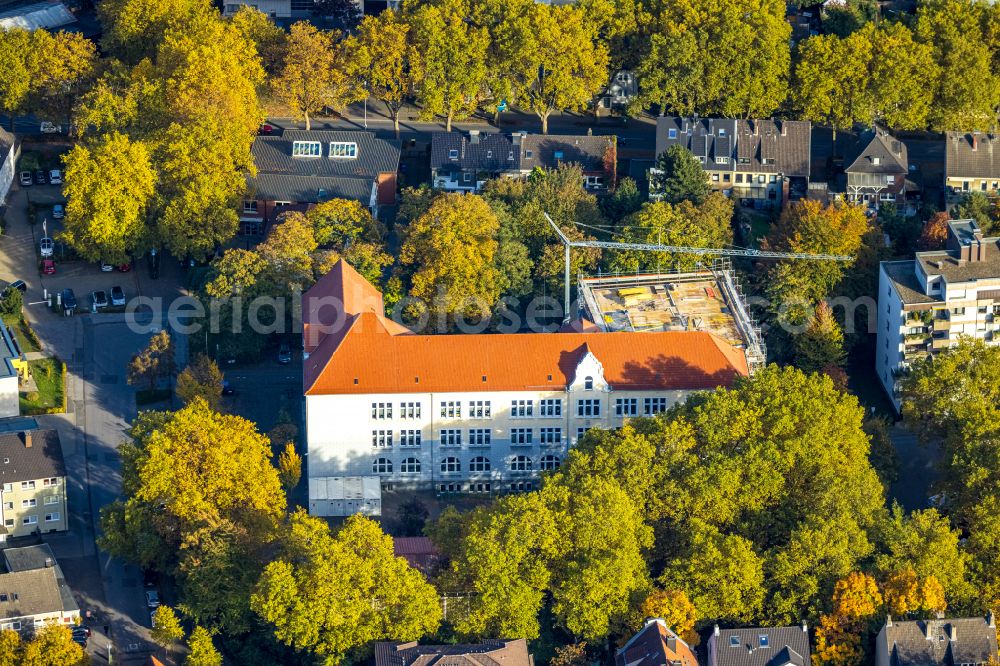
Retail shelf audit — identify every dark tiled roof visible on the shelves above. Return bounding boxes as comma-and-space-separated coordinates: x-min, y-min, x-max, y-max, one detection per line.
519, 134, 614, 172
617, 619, 699, 666
882, 261, 940, 306
429, 132, 520, 173
882, 617, 998, 666
915, 246, 1000, 283
845, 127, 908, 175
2, 545, 77, 614
711, 626, 810, 666
0, 568, 74, 620
946, 132, 1000, 179
374, 639, 532, 666
0, 430, 65, 484
655, 117, 810, 177
248, 173, 374, 204
252, 130, 400, 178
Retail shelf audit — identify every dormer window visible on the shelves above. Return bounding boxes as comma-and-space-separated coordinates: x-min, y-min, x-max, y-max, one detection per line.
584, 376, 593, 390
329, 142, 357, 159
716, 156, 728, 164
873, 156, 881, 165
449, 149, 459, 160
525, 150, 533, 158
719, 128, 726, 137
292, 141, 321, 157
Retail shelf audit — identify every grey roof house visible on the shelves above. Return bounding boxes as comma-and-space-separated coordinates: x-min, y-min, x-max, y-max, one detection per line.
708, 624, 810, 666
374, 639, 533, 666
429, 131, 615, 193
945, 132, 1000, 198
0, 546, 80, 634
244, 129, 401, 234
875, 615, 998, 666
653, 117, 810, 208
844, 126, 915, 210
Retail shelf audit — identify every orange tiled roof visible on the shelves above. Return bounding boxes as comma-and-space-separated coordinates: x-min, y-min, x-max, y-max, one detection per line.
303, 260, 749, 395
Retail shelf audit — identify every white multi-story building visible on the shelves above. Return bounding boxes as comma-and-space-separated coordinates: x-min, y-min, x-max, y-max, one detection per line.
877, 219, 1000, 411
303, 261, 750, 512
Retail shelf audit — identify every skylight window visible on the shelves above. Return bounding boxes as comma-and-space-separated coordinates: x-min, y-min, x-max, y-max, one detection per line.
730, 636, 740, 647
292, 141, 321, 157
668, 128, 678, 139
759, 635, 769, 648
329, 142, 357, 159
449, 149, 459, 160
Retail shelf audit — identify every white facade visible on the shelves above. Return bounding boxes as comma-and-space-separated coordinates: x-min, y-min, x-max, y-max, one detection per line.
222, 0, 291, 18
306, 352, 691, 494
0, 375, 17, 419
0, 131, 16, 206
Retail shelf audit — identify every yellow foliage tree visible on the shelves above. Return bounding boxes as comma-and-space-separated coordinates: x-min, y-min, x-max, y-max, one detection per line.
814, 613, 864, 666
637, 587, 698, 644
882, 567, 923, 616
832, 572, 883, 623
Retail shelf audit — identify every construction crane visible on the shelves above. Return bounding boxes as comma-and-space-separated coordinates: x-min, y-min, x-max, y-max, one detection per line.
544, 213, 854, 320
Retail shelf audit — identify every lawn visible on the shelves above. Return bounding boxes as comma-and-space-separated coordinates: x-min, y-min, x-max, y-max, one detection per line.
2, 314, 40, 353
20, 357, 65, 415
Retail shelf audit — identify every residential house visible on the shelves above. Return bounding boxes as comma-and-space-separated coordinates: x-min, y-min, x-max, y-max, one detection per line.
0, 566, 79, 634
222, 0, 292, 18
2, 543, 79, 634
243, 130, 400, 235
877, 219, 1000, 410
708, 624, 811, 666
945, 131, 1000, 200
653, 117, 811, 208
0, 2, 76, 32
0, 430, 68, 540
599, 70, 639, 111
616, 618, 699, 666
844, 126, 914, 210
0, 323, 28, 419
429, 131, 615, 193
0, 127, 16, 205
303, 260, 749, 507
374, 639, 533, 666
875, 614, 998, 666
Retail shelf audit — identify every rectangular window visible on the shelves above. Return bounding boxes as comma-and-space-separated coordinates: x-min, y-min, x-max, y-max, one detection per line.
2, 483, 10, 492
43, 496, 58, 506
712, 173, 720, 181
440, 401, 461, 418
329, 142, 357, 159
539, 399, 561, 417
758, 175, 765, 183
952, 307, 966, 316
644, 397, 668, 415
469, 429, 491, 446
400, 402, 421, 419
42, 478, 58, 487
615, 398, 638, 416
510, 428, 533, 445
723, 174, 731, 182
585, 175, 604, 187
2, 519, 11, 528
371, 402, 392, 419
291, 141, 321, 157
448, 149, 459, 159
716, 157, 728, 164
736, 174, 744, 183
577, 399, 601, 417
399, 430, 422, 447
668, 128, 678, 139
468, 400, 491, 418
22, 515, 37, 525
21, 499, 36, 508
3, 502, 10, 510
242, 200, 258, 213
21, 481, 35, 490
371, 430, 392, 448
45, 512, 60, 522
718, 128, 727, 137
540, 427, 562, 444
577, 427, 592, 440
440, 429, 462, 446
887, 175, 895, 185
511, 400, 534, 418
769, 175, 777, 183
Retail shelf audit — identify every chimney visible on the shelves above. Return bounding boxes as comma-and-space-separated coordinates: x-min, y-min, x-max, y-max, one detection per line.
714, 625, 720, 637
23, 431, 32, 448
781, 121, 787, 137
973, 134, 978, 151
887, 615, 893, 628
802, 620, 808, 632
469, 130, 480, 145
937, 611, 946, 620
44, 558, 53, 568
988, 611, 995, 628
666, 636, 678, 652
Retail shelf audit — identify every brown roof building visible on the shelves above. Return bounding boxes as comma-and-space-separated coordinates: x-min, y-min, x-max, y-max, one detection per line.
617, 619, 699, 666
374, 639, 533, 666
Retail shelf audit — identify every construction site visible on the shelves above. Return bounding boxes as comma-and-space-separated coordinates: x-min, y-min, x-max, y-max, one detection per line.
578, 262, 766, 372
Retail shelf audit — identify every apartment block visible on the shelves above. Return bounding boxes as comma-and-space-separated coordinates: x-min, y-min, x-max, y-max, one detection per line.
0, 430, 68, 540
877, 219, 1000, 410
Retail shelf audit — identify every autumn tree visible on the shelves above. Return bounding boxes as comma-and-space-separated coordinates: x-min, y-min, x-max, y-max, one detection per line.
794, 301, 847, 375
277, 442, 302, 490
151, 605, 185, 656
229, 6, 286, 76
636, 588, 698, 644
0, 629, 19, 666
918, 212, 951, 250
98, 0, 206, 62
0, 29, 34, 123
176, 354, 224, 410
307, 198, 377, 249
273, 22, 357, 130
649, 145, 710, 204
398, 194, 501, 327
185, 627, 222, 666
347, 11, 415, 138
127, 330, 176, 391
252, 510, 442, 662
27, 30, 97, 126
62, 133, 157, 263
19, 625, 90, 666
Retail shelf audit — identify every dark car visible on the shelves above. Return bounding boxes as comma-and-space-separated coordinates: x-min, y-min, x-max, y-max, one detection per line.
8, 280, 26, 293
34, 170, 46, 185
92, 290, 108, 309
277, 343, 292, 364
72, 626, 91, 638
61, 288, 77, 312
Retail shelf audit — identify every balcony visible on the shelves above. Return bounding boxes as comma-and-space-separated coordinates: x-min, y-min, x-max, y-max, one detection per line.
933, 319, 951, 332
932, 336, 952, 350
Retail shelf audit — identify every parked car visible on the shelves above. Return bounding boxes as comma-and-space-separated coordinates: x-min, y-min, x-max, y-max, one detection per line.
277, 343, 292, 364
52, 204, 63, 219
71, 626, 91, 639
39, 237, 53, 258
259, 123, 273, 135
110, 285, 125, 306
221, 380, 235, 396
71, 633, 87, 648
150, 609, 158, 628
100, 262, 113, 272
19, 171, 31, 187
6, 280, 26, 293
39, 121, 61, 134
41, 259, 55, 275
145, 590, 160, 608
117, 262, 131, 272
91, 290, 108, 309
49, 169, 62, 185
61, 288, 76, 313
34, 170, 45, 185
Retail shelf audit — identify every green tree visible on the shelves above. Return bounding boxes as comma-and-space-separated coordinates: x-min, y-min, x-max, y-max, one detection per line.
0, 29, 34, 123
151, 605, 185, 651
126, 330, 176, 391
347, 11, 415, 138
62, 133, 156, 263
277, 442, 302, 490
602, 176, 644, 222
791, 33, 868, 136
19, 625, 89, 666
409, 0, 489, 132
273, 22, 356, 130
398, 194, 501, 327
953, 191, 999, 234
185, 626, 222, 666
98, 0, 206, 62
229, 6, 287, 76
794, 301, 847, 374
252, 510, 442, 663
176, 354, 224, 410
307, 198, 377, 249
649, 145, 710, 204
257, 213, 319, 294
27, 30, 98, 127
